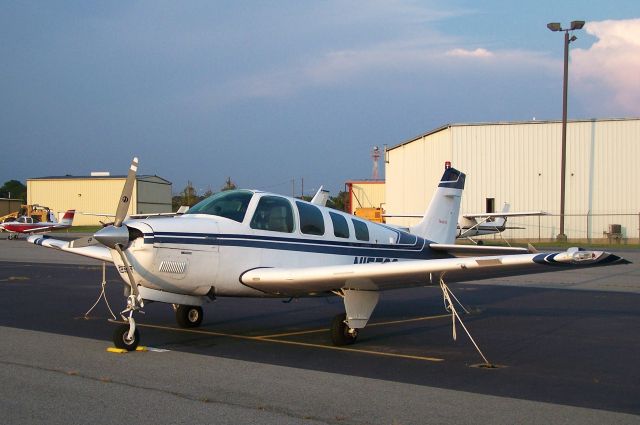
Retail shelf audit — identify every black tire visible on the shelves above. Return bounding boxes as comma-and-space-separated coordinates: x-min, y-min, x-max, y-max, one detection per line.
330, 313, 357, 346
113, 324, 140, 351
176, 305, 203, 328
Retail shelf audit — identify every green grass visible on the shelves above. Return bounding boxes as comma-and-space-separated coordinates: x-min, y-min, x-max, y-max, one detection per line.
468, 240, 640, 250
51, 226, 102, 233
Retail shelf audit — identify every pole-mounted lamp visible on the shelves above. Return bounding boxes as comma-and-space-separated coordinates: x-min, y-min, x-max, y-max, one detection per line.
547, 20, 585, 241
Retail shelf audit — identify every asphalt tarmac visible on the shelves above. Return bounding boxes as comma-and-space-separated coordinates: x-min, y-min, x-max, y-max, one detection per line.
0, 237, 639, 424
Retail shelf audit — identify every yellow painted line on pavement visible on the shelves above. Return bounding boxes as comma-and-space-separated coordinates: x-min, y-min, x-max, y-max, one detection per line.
134, 320, 445, 363
257, 313, 451, 338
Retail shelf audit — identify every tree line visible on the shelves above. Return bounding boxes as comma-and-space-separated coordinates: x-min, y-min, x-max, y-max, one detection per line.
0, 180, 26, 201
172, 177, 348, 212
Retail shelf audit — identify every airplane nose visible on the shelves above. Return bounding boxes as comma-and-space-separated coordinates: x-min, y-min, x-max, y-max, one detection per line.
94, 225, 131, 249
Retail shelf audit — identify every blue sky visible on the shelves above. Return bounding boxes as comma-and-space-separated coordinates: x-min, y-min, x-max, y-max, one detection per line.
1, 1, 638, 197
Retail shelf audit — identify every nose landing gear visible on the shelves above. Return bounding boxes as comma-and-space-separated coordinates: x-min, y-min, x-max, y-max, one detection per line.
112, 294, 144, 351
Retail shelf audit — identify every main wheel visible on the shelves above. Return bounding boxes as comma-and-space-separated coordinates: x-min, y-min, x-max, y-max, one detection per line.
113, 324, 140, 351
331, 313, 357, 346
176, 305, 203, 328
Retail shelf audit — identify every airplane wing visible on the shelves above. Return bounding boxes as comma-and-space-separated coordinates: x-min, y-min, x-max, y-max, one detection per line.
19, 226, 55, 234
385, 212, 549, 218
27, 235, 113, 263
428, 243, 531, 256
462, 211, 549, 218
240, 249, 629, 296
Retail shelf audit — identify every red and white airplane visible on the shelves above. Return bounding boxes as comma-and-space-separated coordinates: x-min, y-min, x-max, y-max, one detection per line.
1, 210, 75, 239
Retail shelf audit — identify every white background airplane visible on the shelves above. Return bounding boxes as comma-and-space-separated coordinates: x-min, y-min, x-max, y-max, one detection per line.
1, 210, 75, 240
457, 204, 549, 243
28, 158, 629, 354
386, 203, 549, 244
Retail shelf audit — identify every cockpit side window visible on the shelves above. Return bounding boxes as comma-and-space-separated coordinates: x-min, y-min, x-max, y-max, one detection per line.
296, 201, 325, 236
250, 196, 294, 233
185, 190, 253, 223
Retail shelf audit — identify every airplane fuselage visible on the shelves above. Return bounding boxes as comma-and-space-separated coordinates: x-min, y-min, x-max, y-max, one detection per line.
0, 222, 67, 234
119, 191, 447, 298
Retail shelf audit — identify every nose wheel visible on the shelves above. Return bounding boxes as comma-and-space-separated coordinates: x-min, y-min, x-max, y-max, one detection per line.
113, 323, 140, 350
113, 294, 144, 351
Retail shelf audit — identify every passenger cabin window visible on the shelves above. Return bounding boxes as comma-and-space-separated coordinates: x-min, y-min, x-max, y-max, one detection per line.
250, 196, 294, 233
296, 201, 325, 235
352, 219, 369, 241
186, 190, 253, 223
329, 211, 349, 238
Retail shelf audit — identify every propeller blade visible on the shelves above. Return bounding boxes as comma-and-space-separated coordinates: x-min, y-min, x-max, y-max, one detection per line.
69, 236, 98, 248
114, 244, 139, 297
114, 157, 138, 228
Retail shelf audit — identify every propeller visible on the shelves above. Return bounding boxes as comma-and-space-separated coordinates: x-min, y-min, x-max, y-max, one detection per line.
90, 157, 140, 297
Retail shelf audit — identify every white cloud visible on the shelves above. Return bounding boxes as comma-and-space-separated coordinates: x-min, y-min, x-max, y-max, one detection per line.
572, 19, 640, 115
446, 48, 494, 58
216, 41, 557, 103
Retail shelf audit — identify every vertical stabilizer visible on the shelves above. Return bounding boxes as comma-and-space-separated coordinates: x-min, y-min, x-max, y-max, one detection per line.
491, 202, 510, 229
409, 166, 465, 243
59, 210, 76, 226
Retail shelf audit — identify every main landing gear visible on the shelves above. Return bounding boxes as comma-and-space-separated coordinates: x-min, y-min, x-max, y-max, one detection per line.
331, 313, 358, 346
175, 305, 203, 328
330, 289, 379, 346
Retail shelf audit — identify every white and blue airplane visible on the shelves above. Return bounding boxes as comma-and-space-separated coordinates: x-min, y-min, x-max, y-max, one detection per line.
28, 158, 629, 351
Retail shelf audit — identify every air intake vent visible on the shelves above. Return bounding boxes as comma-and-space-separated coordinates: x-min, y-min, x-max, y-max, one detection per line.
159, 260, 187, 274
609, 224, 622, 234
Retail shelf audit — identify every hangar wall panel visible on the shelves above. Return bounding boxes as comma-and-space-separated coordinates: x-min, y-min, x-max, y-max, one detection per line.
386, 119, 640, 240
137, 177, 172, 214
27, 175, 173, 226
347, 181, 386, 213
385, 127, 452, 227
27, 178, 135, 226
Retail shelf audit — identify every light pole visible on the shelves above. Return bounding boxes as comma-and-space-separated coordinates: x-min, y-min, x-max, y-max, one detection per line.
547, 20, 584, 241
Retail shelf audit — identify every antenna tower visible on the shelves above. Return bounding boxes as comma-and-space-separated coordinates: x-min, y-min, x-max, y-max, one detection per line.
371, 146, 381, 180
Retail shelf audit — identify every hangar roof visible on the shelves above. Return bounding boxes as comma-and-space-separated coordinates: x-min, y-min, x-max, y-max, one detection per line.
27, 175, 172, 185
388, 117, 640, 152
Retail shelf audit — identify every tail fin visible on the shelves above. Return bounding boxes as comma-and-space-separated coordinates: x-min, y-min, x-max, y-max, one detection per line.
409, 166, 465, 243
491, 202, 510, 228
59, 210, 75, 226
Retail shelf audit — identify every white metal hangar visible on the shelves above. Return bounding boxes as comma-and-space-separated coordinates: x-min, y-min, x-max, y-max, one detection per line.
27, 174, 172, 226
384, 118, 640, 242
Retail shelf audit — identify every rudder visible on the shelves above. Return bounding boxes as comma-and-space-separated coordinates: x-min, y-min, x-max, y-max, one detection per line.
409, 165, 465, 243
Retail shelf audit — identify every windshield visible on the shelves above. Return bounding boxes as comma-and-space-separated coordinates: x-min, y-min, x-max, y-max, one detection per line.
185, 190, 253, 222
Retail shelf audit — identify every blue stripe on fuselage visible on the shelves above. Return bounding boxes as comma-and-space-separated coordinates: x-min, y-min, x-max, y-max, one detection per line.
146, 232, 444, 260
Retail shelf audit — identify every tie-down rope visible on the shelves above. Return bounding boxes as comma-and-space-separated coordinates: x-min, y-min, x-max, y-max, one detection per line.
83, 261, 117, 321
439, 275, 491, 366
